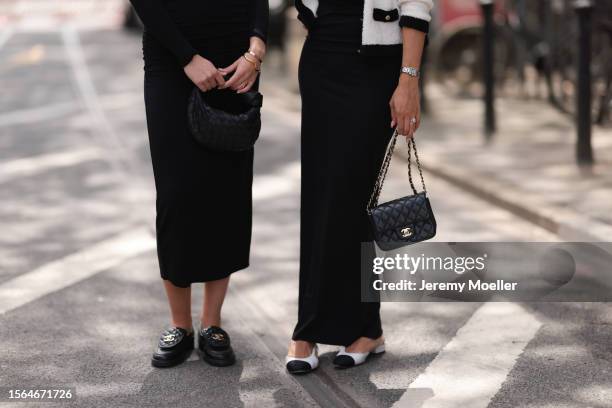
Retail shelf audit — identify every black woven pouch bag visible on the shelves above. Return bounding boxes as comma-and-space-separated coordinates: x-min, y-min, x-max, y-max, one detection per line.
367, 131, 437, 251
187, 88, 262, 152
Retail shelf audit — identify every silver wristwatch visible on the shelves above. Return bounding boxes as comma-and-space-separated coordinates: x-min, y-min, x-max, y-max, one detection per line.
400, 66, 420, 77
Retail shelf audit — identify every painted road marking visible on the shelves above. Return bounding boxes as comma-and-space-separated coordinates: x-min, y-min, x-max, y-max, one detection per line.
391, 302, 541, 408
61, 26, 137, 177
61, 25, 152, 227
0, 147, 103, 183
0, 227, 155, 315
0, 100, 78, 127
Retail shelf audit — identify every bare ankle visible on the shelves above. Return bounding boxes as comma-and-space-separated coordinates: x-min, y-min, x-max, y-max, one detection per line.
346, 336, 384, 353
200, 313, 221, 328
171, 321, 193, 332
288, 340, 315, 357
201, 320, 220, 328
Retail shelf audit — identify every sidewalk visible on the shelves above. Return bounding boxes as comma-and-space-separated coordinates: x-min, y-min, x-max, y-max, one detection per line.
411, 84, 612, 241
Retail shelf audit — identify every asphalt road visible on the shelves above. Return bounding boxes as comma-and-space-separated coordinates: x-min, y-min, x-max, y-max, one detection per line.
1, 26, 611, 408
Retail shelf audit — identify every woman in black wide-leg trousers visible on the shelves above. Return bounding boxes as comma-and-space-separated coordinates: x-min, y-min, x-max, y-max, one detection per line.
293, 42, 399, 346
130, 0, 269, 368
287, 0, 431, 373
292, 0, 398, 347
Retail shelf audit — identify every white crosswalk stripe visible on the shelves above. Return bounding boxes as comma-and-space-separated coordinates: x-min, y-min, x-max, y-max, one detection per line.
0, 227, 155, 315
389, 302, 541, 408
0, 148, 103, 183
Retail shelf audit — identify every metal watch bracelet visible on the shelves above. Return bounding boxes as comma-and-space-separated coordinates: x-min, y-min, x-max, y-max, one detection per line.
400, 66, 420, 77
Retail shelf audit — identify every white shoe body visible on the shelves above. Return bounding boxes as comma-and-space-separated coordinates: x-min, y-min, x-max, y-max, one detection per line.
334, 343, 385, 367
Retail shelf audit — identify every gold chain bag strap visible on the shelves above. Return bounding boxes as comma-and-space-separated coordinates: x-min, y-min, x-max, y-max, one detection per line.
367, 131, 437, 251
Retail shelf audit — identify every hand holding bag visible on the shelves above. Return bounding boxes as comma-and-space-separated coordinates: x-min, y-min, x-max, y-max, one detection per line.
187, 88, 263, 152
367, 131, 437, 251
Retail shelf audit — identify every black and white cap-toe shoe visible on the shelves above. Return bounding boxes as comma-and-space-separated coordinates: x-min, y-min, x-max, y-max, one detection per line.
333, 343, 385, 368
286, 345, 319, 375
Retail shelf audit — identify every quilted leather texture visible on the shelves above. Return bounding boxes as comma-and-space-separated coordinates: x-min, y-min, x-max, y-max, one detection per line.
188, 88, 262, 152
369, 191, 436, 251
158, 327, 187, 350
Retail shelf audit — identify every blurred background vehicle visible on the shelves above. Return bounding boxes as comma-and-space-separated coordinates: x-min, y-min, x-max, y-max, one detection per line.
428, 0, 512, 96
427, 0, 611, 126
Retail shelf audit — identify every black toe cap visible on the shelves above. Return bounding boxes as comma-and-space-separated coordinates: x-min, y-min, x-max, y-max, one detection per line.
286, 360, 314, 374
333, 355, 355, 368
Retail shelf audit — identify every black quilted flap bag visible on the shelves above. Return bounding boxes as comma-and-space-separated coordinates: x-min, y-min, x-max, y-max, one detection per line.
187, 88, 263, 152
367, 132, 436, 251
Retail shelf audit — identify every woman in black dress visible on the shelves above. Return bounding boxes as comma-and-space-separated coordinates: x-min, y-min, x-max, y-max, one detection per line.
286, 0, 433, 373
129, 0, 268, 368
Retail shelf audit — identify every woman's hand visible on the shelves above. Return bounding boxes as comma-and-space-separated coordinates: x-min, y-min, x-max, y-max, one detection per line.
219, 36, 266, 94
183, 55, 225, 92
390, 76, 421, 138
218, 56, 259, 94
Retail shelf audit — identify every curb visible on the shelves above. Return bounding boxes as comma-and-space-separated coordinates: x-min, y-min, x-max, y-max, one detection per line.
397, 149, 612, 242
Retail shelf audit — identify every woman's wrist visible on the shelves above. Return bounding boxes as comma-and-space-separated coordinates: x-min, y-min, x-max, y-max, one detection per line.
398, 74, 419, 88
183, 54, 197, 68
249, 36, 266, 62
243, 52, 261, 72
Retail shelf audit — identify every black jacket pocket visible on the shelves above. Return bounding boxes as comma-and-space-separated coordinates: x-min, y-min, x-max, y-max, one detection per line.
373, 8, 399, 22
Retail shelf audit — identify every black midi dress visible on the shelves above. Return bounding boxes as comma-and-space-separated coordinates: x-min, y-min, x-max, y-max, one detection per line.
291, 0, 402, 346
130, 0, 268, 288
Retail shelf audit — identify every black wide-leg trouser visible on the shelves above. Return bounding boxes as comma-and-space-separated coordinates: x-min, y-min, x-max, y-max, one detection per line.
292, 38, 401, 346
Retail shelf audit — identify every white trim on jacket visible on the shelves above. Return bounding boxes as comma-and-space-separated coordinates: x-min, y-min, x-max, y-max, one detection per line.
296, 0, 433, 49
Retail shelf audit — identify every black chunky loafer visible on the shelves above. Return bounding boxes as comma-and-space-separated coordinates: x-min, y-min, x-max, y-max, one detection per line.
151, 327, 194, 368
198, 326, 236, 367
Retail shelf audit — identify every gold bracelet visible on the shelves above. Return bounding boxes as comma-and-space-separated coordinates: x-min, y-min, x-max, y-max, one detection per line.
242, 54, 260, 72
247, 50, 262, 63
243, 53, 261, 71
243, 52, 258, 64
